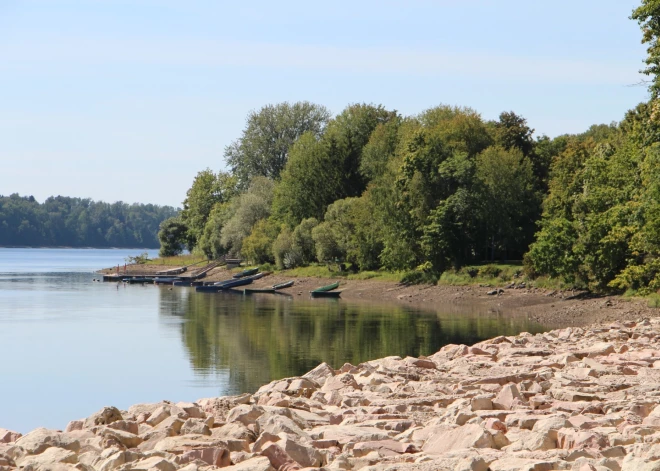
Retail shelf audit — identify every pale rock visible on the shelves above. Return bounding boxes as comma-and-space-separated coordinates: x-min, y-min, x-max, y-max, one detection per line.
260, 443, 301, 470
322, 373, 360, 392
224, 456, 274, 471
302, 362, 335, 387
145, 406, 171, 427
16, 428, 80, 455
130, 456, 177, 471
180, 418, 210, 436
489, 456, 561, 471
0, 429, 21, 444
175, 402, 205, 419
226, 405, 265, 427
154, 416, 184, 437
532, 416, 571, 441
64, 421, 83, 433
471, 396, 494, 411
493, 383, 526, 411
84, 407, 123, 428
422, 424, 496, 454
16, 447, 77, 469
153, 434, 226, 454
97, 426, 143, 448
179, 446, 231, 467
212, 422, 256, 442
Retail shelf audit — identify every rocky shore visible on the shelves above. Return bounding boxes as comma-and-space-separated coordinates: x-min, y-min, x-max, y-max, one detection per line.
7, 318, 660, 471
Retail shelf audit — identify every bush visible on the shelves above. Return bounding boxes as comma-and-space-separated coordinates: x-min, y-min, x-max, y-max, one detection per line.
401, 270, 439, 285
292, 218, 318, 264
311, 222, 343, 262
241, 218, 279, 264
478, 265, 502, 278
460, 266, 479, 278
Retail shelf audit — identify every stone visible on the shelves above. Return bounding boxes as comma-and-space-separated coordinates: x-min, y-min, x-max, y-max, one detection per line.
224, 456, 275, 471
130, 456, 177, 471
180, 418, 211, 436
15, 428, 80, 455
16, 447, 77, 468
0, 429, 21, 444
260, 443, 301, 470
493, 383, 525, 410
422, 424, 496, 454
226, 405, 265, 427
84, 406, 123, 427
145, 406, 171, 427
179, 447, 231, 467
321, 373, 360, 392
471, 396, 493, 411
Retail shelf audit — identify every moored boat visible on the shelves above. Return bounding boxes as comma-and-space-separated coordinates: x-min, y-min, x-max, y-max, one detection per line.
232, 268, 259, 279
273, 280, 294, 290
311, 281, 339, 293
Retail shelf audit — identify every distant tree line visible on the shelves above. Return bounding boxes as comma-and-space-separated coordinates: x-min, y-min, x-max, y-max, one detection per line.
0, 194, 178, 248
158, 0, 660, 293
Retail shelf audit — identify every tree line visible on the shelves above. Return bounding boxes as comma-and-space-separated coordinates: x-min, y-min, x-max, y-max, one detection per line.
159, 0, 660, 293
0, 194, 178, 248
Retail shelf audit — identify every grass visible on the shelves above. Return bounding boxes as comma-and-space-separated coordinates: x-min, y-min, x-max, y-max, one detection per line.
144, 254, 208, 266
271, 264, 403, 282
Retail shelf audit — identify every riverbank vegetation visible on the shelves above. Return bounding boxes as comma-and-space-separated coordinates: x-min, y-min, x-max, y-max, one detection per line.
0, 194, 178, 248
157, 1, 660, 295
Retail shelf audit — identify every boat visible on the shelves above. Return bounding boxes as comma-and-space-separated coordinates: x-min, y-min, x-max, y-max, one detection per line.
196, 276, 257, 292
311, 290, 342, 298
311, 281, 339, 293
273, 280, 294, 290
232, 268, 259, 279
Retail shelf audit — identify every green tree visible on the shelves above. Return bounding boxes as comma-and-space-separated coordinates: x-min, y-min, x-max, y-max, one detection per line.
158, 218, 189, 256
220, 177, 274, 255
181, 170, 236, 248
196, 203, 232, 259
632, 0, 660, 97
242, 218, 280, 264
292, 218, 319, 265
224, 102, 331, 187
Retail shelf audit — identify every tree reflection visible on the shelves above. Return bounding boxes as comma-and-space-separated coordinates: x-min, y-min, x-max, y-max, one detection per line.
158, 289, 545, 394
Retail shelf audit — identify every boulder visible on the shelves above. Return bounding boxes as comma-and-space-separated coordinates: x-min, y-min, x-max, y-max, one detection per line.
15, 428, 80, 455
423, 424, 496, 454
224, 456, 275, 471
493, 384, 525, 410
179, 446, 231, 467
0, 429, 21, 444
84, 406, 123, 428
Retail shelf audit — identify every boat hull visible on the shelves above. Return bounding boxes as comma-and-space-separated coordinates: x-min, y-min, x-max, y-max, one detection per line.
310, 290, 342, 298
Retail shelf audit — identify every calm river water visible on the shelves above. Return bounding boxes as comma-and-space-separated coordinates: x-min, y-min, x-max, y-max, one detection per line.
0, 248, 547, 433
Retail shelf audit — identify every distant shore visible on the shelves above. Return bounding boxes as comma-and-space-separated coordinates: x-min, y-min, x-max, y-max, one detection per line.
99, 262, 658, 328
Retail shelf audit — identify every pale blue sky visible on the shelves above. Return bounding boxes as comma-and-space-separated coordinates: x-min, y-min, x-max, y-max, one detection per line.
0, 0, 649, 207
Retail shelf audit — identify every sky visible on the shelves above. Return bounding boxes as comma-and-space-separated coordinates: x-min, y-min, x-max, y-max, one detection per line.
0, 0, 650, 208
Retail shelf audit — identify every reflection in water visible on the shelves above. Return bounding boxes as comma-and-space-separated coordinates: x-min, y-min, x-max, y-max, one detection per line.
159, 288, 546, 395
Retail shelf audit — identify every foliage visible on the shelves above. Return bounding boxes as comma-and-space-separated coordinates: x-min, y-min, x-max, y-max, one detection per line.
241, 218, 280, 264
195, 203, 233, 259
126, 252, 150, 264
220, 177, 274, 255
158, 217, 189, 256
0, 194, 178, 248
292, 218, 319, 265
181, 170, 236, 248
311, 222, 342, 263
224, 102, 331, 187
631, 0, 660, 97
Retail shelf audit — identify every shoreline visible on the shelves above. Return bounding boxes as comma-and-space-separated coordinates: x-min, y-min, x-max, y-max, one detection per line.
3, 318, 660, 470
100, 263, 658, 328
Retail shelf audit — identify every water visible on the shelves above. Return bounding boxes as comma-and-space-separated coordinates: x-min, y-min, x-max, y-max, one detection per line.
0, 248, 547, 433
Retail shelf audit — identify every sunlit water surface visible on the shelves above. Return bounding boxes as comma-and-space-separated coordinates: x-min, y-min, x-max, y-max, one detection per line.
0, 248, 547, 432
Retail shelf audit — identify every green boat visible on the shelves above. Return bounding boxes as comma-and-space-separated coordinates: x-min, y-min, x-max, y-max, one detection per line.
273, 280, 294, 290
311, 281, 339, 293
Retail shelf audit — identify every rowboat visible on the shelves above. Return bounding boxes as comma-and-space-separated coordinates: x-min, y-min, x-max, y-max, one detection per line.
311, 281, 339, 293
232, 268, 259, 279
273, 280, 294, 290
196, 273, 264, 292
311, 290, 342, 298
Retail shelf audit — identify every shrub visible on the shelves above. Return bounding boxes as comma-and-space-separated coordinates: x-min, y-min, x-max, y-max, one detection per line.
478, 265, 502, 278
